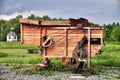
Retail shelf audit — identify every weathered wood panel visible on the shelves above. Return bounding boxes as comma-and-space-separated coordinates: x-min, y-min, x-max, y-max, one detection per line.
67, 30, 84, 57
41, 21, 70, 26
43, 29, 103, 57
19, 18, 40, 25
20, 18, 104, 59
45, 29, 65, 57
22, 24, 41, 46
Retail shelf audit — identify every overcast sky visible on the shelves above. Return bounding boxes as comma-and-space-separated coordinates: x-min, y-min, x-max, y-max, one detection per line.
0, 0, 120, 25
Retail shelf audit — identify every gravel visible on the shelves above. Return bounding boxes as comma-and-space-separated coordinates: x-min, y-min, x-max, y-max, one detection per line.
0, 64, 120, 80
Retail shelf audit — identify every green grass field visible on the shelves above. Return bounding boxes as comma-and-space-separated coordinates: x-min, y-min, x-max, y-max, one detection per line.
91, 42, 120, 67
0, 42, 120, 67
0, 42, 40, 49
0, 42, 120, 74
0, 49, 42, 64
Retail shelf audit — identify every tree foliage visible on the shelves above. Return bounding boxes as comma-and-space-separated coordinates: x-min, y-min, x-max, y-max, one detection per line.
104, 22, 120, 42
0, 14, 66, 41
111, 26, 120, 42
0, 14, 120, 42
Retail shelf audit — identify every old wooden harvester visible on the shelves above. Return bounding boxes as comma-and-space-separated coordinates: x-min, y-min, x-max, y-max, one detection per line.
19, 18, 104, 70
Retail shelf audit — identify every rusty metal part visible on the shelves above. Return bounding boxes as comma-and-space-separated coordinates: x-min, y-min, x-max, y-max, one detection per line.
36, 58, 51, 71
72, 36, 87, 60
69, 18, 89, 27
36, 64, 49, 71
62, 57, 85, 69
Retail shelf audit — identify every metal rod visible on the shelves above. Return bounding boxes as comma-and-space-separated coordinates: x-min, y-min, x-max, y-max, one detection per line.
87, 27, 91, 70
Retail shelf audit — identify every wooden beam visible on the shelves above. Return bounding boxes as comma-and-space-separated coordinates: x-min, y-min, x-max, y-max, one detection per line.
87, 27, 91, 70
39, 27, 103, 30
64, 29, 68, 56
19, 18, 40, 25
41, 21, 70, 26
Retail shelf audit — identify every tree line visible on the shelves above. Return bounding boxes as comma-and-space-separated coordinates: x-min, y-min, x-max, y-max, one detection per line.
0, 14, 120, 42
0, 14, 66, 41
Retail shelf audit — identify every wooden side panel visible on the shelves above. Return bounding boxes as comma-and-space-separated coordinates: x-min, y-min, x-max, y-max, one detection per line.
45, 29, 103, 58
85, 29, 103, 57
45, 29, 65, 57
68, 30, 84, 57
67, 29, 103, 57
22, 24, 41, 46
20, 22, 103, 58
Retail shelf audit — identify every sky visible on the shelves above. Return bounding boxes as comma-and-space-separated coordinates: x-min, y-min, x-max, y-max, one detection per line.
0, 0, 120, 25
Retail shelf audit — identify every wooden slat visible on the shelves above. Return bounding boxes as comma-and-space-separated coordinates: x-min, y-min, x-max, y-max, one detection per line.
45, 30, 66, 52
23, 31, 41, 33
19, 18, 40, 25
91, 30, 102, 34
22, 24, 41, 46
41, 21, 70, 26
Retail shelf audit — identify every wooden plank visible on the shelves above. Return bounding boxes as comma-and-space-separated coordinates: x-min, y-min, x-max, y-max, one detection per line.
45, 56, 64, 58
22, 24, 41, 46
24, 39, 40, 42
23, 34, 40, 36
91, 30, 102, 34
41, 21, 70, 26
23, 31, 41, 33
46, 52, 64, 56
23, 40, 39, 42
47, 30, 65, 35
23, 27, 40, 31
68, 30, 84, 34
19, 18, 40, 25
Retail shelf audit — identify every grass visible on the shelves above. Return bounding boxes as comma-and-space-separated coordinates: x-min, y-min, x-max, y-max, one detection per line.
0, 42, 120, 75
0, 49, 42, 64
0, 42, 40, 49
91, 42, 120, 67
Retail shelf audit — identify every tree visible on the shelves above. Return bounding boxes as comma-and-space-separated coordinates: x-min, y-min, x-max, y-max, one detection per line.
1, 15, 21, 41
104, 24, 112, 41
0, 14, 120, 42
116, 22, 119, 26
89, 22, 99, 27
28, 14, 35, 20
103, 22, 118, 41
0, 20, 6, 41
16, 15, 23, 19
111, 26, 120, 42
42, 15, 51, 20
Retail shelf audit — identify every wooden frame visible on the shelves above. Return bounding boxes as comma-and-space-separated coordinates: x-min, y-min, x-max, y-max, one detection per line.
20, 18, 104, 69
